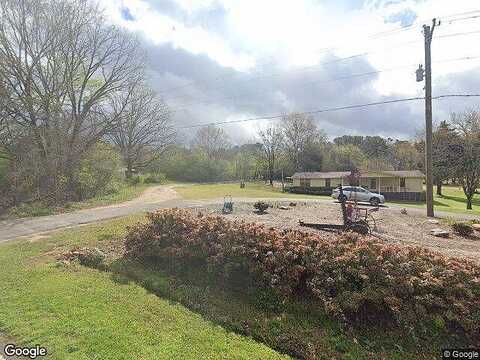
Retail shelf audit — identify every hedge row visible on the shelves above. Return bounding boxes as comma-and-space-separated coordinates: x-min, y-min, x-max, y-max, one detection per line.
124, 209, 480, 344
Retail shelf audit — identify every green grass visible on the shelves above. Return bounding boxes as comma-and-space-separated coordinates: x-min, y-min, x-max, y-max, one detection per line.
175, 183, 480, 216
66, 183, 151, 210
110, 259, 438, 360
174, 182, 329, 200
0, 216, 287, 360
3, 183, 153, 219
390, 185, 480, 216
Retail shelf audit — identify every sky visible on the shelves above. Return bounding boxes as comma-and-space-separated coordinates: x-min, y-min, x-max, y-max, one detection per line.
101, 0, 480, 143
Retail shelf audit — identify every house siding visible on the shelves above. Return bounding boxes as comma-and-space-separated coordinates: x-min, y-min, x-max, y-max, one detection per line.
405, 178, 423, 192
290, 171, 425, 202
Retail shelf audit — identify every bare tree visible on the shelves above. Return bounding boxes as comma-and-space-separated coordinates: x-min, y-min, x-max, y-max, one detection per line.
0, 0, 143, 201
109, 86, 175, 178
281, 113, 326, 172
258, 125, 283, 186
191, 126, 231, 161
451, 110, 480, 210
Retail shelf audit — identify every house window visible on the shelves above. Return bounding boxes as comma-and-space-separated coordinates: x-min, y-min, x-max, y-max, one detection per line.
300, 178, 311, 188
325, 178, 331, 188
370, 178, 377, 190
400, 178, 406, 188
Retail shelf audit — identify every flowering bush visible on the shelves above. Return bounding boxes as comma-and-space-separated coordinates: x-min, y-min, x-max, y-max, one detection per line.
124, 209, 480, 344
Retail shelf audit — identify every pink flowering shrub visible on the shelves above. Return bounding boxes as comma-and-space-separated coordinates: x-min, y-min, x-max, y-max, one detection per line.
124, 209, 480, 343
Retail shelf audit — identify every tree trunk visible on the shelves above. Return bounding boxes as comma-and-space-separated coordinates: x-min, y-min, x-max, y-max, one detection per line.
466, 195, 473, 210
125, 159, 133, 179
436, 182, 442, 196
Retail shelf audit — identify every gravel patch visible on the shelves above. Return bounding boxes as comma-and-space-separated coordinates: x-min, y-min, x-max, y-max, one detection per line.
194, 200, 480, 263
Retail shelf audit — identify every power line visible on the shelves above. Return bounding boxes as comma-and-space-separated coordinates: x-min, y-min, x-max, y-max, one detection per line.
371, 11, 480, 38
436, 29, 480, 39
175, 94, 480, 129
168, 55, 480, 113
163, 30, 480, 107
157, 11, 480, 97
433, 93, 480, 99
170, 67, 413, 113
177, 97, 424, 129
162, 53, 370, 102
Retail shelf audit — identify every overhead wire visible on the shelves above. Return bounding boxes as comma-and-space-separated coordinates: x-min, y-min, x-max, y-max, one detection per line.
168, 55, 480, 113
163, 29, 480, 109
175, 94, 480, 129
157, 10, 480, 98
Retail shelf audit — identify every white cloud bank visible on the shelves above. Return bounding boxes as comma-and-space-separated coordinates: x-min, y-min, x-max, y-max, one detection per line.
101, 0, 480, 141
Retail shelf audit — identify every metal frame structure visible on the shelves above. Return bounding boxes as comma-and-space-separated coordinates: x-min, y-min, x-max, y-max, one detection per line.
299, 185, 376, 235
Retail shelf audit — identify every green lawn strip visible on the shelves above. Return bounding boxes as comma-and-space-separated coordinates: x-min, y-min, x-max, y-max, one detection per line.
66, 183, 151, 210
390, 186, 480, 216
3, 183, 153, 219
109, 258, 439, 360
175, 183, 480, 217
0, 217, 286, 360
174, 183, 330, 201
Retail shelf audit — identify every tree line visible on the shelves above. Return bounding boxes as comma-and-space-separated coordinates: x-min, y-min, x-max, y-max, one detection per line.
0, 0, 174, 211
155, 111, 480, 209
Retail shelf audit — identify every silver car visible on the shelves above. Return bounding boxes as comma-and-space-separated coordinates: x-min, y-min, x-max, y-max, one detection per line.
332, 186, 385, 206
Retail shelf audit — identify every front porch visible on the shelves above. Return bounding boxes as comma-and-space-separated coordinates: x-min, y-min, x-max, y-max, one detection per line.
345, 177, 407, 193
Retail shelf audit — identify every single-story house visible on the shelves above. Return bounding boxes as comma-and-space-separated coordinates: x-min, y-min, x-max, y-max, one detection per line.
290, 170, 425, 201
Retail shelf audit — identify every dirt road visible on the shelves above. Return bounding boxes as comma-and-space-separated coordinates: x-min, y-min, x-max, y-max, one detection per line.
0, 186, 182, 243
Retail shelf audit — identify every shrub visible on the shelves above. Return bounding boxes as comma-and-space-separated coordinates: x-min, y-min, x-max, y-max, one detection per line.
451, 221, 475, 237
124, 209, 480, 344
7, 202, 54, 218
127, 175, 142, 186
253, 201, 269, 214
75, 142, 122, 200
144, 173, 167, 184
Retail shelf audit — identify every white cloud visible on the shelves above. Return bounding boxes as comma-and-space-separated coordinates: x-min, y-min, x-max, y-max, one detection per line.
100, 0, 480, 139
102, 0, 255, 70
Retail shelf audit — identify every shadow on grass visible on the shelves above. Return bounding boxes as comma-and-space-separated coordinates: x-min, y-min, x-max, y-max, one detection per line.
441, 194, 480, 208
104, 257, 442, 360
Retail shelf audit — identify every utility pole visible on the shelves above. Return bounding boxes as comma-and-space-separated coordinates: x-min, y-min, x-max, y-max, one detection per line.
417, 18, 439, 217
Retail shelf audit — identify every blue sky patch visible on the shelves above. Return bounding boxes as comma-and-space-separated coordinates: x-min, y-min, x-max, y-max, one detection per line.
121, 6, 135, 21
386, 8, 417, 27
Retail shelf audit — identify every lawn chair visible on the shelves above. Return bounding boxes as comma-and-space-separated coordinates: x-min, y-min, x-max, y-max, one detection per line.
223, 195, 233, 214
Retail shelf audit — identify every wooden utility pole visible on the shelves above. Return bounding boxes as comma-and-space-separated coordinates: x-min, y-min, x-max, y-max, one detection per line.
421, 18, 438, 217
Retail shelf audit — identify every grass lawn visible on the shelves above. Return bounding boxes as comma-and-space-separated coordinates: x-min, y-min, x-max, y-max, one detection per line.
0, 216, 286, 360
390, 185, 480, 216
175, 183, 480, 217
66, 183, 152, 210
174, 182, 329, 201
3, 183, 154, 219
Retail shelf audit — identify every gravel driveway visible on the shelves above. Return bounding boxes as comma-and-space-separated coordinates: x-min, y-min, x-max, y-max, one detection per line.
195, 201, 480, 263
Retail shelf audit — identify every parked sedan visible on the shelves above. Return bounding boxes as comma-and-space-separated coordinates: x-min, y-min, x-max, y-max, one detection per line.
331, 186, 385, 206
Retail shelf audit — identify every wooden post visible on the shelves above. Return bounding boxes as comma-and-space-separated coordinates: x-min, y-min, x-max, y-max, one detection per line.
423, 19, 438, 217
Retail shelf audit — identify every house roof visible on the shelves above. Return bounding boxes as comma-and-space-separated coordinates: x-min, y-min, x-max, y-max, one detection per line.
292, 170, 424, 179
380, 170, 425, 178
292, 171, 349, 179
